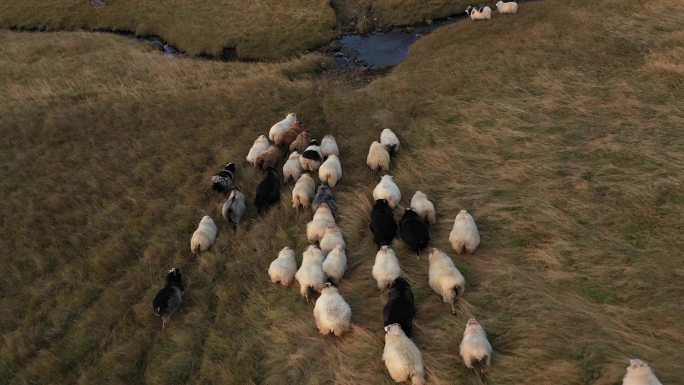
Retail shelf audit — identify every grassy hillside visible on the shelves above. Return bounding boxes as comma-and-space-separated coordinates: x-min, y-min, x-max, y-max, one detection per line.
0, 0, 338, 59
1, 0, 683, 384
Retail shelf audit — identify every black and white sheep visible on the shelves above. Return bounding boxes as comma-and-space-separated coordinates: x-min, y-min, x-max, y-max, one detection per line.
428, 248, 466, 314
300, 139, 323, 171
465, 6, 492, 20
255, 167, 281, 215
383, 323, 425, 385
380, 129, 400, 157
211, 163, 236, 193
399, 208, 430, 256
152, 268, 184, 331
370, 198, 397, 247
459, 318, 493, 381
313, 282, 352, 337
383, 277, 416, 338
221, 186, 247, 230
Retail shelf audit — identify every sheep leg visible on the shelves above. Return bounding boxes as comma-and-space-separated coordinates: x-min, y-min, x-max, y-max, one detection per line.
450, 298, 456, 315
162, 319, 166, 332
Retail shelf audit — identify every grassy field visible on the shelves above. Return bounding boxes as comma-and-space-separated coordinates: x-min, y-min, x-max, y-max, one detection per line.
1, 0, 683, 384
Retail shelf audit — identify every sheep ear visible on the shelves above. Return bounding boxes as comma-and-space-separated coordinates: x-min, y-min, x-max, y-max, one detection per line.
384, 325, 390, 333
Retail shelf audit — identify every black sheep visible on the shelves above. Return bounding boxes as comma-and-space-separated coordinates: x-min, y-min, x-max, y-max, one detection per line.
369, 199, 397, 247
255, 167, 281, 214
383, 277, 416, 337
211, 163, 236, 193
399, 208, 430, 256
152, 268, 184, 331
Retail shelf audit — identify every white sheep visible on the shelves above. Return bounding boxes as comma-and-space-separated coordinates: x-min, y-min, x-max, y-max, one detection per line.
190, 215, 218, 255
373, 175, 401, 208
269, 112, 297, 142
313, 282, 352, 337
372, 245, 402, 290
428, 248, 466, 314
465, 5, 492, 20
622, 359, 663, 385
292, 173, 316, 209
383, 323, 425, 385
268, 247, 298, 287
410, 191, 436, 225
319, 224, 345, 256
322, 244, 347, 284
294, 245, 326, 302
307, 203, 336, 243
283, 151, 304, 183
380, 129, 400, 157
320, 135, 339, 158
367, 141, 390, 172
460, 318, 493, 381
318, 154, 342, 187
245, 135, 271, 166
495, 1, 518, 14
449, 210, 480, 255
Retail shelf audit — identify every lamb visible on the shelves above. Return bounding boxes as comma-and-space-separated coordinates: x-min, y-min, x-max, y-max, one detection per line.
289, 130, 311, 153
372, 245, 402, 290
449, 210, 480, 255
268, 246, 298, 287
495, 1, 518, 15
319, 224, 345, 256
399, 208, 430, 256
211, 163, 236, 193
276, 120, 304, 147
311, 182, 338, 219
410, 191, 436, 225
428, 248, 466, 314
152, 267, 184, 331
373, 175, 401, 208
370, 198, 397, 247
367, 141, 390, 173
246, 135, 270, 166
255, 145, 283, 169
299, 140, 323, 171
383, 277, 416, 337
295, 245, 326, 302
622, 359, 663, 385
318, 154, 342, 187
292, 173, 316, 210
459, 318, 493, 381
307, 203, 336, 243
320, 134, 339, 159
222, 186, 247, 230
255, 167, 281, 214
322, 244, 347, 284
313, 282, 352, 337
380, 129, 400, 157
383, 323, 425, 385
268, 112, 297, 142
190, 215, 218, 255
283, 151, 304, 183
465, 5, 492, 20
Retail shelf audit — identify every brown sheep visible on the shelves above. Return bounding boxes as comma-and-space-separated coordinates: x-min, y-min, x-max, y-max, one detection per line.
255, 146, 283, 169
276, 121, 304, 147
289, 130, 312, 153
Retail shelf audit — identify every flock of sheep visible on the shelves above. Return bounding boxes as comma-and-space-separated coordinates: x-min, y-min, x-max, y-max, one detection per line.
148, 3, 665, 383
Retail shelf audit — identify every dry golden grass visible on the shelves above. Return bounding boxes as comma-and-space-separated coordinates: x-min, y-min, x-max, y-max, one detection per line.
1, 0, 683, 384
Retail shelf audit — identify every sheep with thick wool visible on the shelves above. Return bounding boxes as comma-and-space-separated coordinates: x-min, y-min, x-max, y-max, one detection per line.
460, 318, 493, 381
300, 140, 323, 171
276, 121, 304, 147
380, 129, 400, 157
320, 135, 339, 158
307, 203, 336, 243
367, 141, 390, 172
246, 135, 270, 166
372, 245, 402, 290
255, 145, 283, 169
495, 1, 518, 14
313, 282, 352, 337
269, 112, 297, 142
190, 215, 218, 255
383, 323, 425, 385
319, 154, 342, 187
410, 191, 436, 225
268, 247, 297, 287
449, 210, 480, 254
320, 224, 345, 256
295, 245, 326, 302
465, 5, 492, 20
322, 244, 347, 284
428, 248, 466, 314
622, 359, 663, 385
312, 182, 337, 219
289, 131, 311, 153
283, 151, 304, 183
373, 175, 401, 208
292, 173, 316, 209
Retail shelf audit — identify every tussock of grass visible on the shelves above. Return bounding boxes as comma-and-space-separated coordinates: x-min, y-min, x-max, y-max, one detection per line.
1, 0, 683, 384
